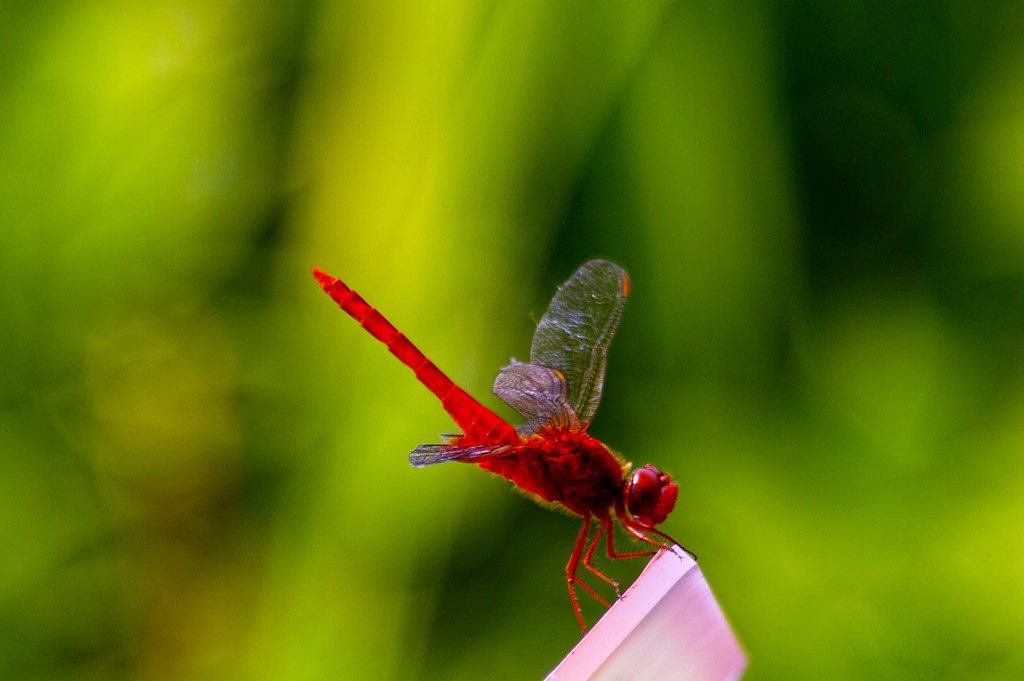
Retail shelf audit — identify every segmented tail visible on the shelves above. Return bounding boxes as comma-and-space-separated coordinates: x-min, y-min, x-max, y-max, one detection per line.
312, 267, 520, 446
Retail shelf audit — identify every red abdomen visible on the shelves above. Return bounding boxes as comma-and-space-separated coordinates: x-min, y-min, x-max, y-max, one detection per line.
313, 267, 519, 447
477, 431, 626, 517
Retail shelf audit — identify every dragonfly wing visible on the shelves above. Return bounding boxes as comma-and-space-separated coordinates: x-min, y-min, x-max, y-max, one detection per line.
530, 259, 629, 427
409, 443, 508, 468
493, 361, 581, 433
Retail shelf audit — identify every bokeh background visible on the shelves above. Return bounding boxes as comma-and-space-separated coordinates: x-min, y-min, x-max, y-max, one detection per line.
3, 1, 1024, 679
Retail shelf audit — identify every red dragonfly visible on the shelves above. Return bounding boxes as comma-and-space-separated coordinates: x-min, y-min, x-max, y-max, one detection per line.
312, 259, 689, 631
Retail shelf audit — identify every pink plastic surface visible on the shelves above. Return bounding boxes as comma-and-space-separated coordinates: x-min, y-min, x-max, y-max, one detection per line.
545, 547, 747, 681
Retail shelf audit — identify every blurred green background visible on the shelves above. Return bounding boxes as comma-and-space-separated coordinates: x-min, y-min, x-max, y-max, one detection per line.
3, 1, 1024, 679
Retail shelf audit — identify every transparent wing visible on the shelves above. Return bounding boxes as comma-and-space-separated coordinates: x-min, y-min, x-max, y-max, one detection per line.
530, 259, 629, 427
493, 361, 581, 434
408, 442, 508, 468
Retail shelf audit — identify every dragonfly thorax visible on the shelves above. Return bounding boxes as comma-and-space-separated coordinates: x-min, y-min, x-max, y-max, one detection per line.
624, 464, 677, 527
476, 430, 626, 516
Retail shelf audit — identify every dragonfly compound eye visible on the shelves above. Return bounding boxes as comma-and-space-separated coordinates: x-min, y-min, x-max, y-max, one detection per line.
626, 464, 678, 527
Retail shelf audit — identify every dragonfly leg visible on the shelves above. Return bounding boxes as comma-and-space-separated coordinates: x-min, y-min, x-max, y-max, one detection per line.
582, 517, 620, 598
604, 512, 657, 560
615, 507, 698, 561
566, 516, 609, 633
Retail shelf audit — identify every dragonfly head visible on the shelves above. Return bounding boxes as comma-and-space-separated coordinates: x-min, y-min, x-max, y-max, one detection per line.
625, 464, 678, 527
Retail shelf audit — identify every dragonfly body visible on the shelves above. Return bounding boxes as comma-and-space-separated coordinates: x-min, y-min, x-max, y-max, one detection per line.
476, 430, 624, 516
313, 260, 687, 631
